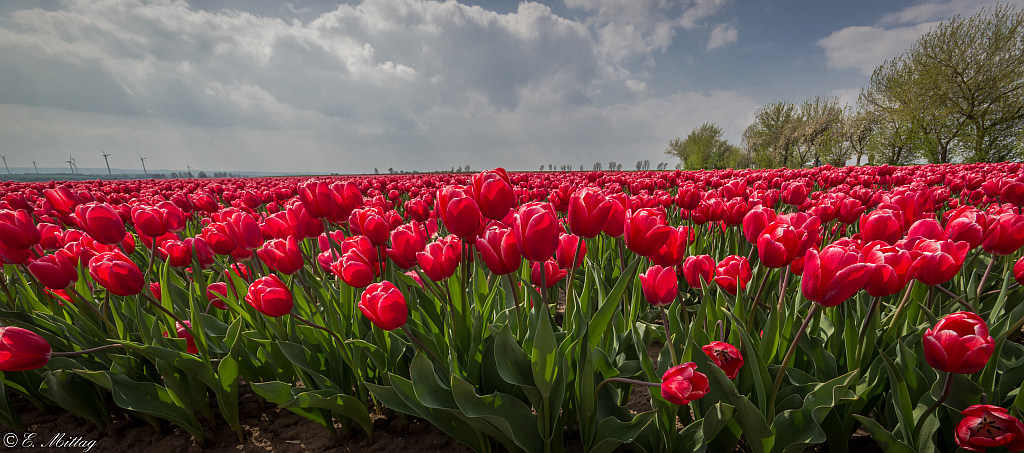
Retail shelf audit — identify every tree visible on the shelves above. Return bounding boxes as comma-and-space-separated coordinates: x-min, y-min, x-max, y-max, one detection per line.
797, 95, 844, 166
844, 109, 878, 166
743, 101, 803, 168
665, 123, 744, 170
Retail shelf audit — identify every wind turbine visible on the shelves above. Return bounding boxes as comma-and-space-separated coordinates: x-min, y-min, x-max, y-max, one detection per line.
186, 164, 192, 178
65, 156, 75, 174
0, 156, 8, 174
70, 155, 78, 174
100, 148, 112, 175
138, 154, 148, 175
32, 161, 38, 174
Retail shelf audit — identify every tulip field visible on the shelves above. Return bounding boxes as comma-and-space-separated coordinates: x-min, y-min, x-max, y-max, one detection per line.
2, 163, 1024, 452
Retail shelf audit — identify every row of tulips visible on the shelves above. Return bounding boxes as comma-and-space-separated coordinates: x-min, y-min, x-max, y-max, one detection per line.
0, 163, 1022, 452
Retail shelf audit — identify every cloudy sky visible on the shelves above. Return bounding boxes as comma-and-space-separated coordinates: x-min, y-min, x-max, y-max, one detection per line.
0, 0, 1009, 174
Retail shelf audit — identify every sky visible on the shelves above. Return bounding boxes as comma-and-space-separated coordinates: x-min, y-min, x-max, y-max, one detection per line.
0, 0, 1012, 174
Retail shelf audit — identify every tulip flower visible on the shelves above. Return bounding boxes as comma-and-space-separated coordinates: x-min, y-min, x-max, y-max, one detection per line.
568, 188, 611, 238
943, 206, 989, 249
156, 201, 187, 233
702, 341, 744, 379
0, 209, 40, 250
245, 275, 294, 317
472, 168, 516, 221
660, 363, 709, 406
513, 202, 559, 262
624, 208, 672, 257
74, 203, 127, 246
37, 223, 63, 250
359, 281, 408, 331
297, 180, 336, 219
475, 226, 522, 275
639, 265, 678, 306
437, 186, 484, 239
555, 234, 587, 269
981, 213, 1024, 256
257, 236, 304, 275
349, 207, 391, 246
922, 311, 994, 375
860, 241, 913, 298
681, 255, 715, 289
756, 221, 800, 269
742, 206, 776, 245
714, 255, 752, 296
158, 240, 193, 268
0, 327, 51, 371
1015, 255, 1024, 286
27, 253, 78, 290
906, 218, 943, 240
225, 211, 264, 250
531, 260, 567, 289
387, 223, 428, 270
206, 282, 228, 310
650, 226, 693, 267
168, 321, 198, 354
836, 197, 865, 225
905, 238, 970, 286
88, 252, 145, 297
131, 206, 168, 238
602, 194, 628, 238
955, 405, 1024, 452
801, 245, 872, 307
417, 235, 462, 281
331, 236, 381, 288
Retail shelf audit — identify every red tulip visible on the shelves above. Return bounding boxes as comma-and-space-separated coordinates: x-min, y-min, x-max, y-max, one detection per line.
714, 255, 752, 296
74, 203, 126, 245
639, 265, 678, 306
860, 241, 913, 298
472, 168, 516, 221
349, 207, 391, 246
681, 255, 715, 289
201, 223, 236, 255
555, 234, 587, 269
157, 201, 187, 233
387, 223, 427, 270
359, 281, 408, 331
328, 181, 365, 223
28, 253, 78, 289
0, 327, 51, 371
624, 208, 671, 257
982, 213, 1024, 256
650, 226, 693, 267
0, 209, 40, 250
131, 206, 167, 238
437, 186, 484, 239
297, 180, 336, 219
88, 252, 144, 297
781, 182, 808, 207
174, 321, 198, 354
757, 221, 800, 268
37, 223, 63, 250
206, 282, 228, 310
922, 311, 994, 374
702, 341, 744, 379
836, 197, 865, 225
568, 188, 611, 238
225, 211, 264, 250
258, 236, 304, 275
1015, 255, 1024, 285
513, 202, 559, 262
660, 363, 709, 405
905, 238, 970, 286
801, 245, 872, 307
158, 240, 193, 268
531, 260, 567, 289
245, 275, 293, 317
475, 226, 522, 275
404, 198, 431, 222
943, 206, 989, 249
955, 404, 1024, 452
417, 235, 462, 281
602, 194, 628, 238
331, 236, 382, 288
742, 206, 776, 245
906, 218, 943, 240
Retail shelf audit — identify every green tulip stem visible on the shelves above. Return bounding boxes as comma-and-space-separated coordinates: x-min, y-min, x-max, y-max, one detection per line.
716, 320, 725, 343
932, 285, 977, 312
745, 270, 772, 332
538, 262, 547, 311
913, 371, 953, 448
595, 377, 661, 394
659, 305, 677, 366
140, 292, 199, 343
775, 269, 791, 314
51, 344, 127, 357
290, 312, 357, 367
505, 274, 523, 338
66, 286, 118, 335
883, 280, 917, 334
767, 303, 821, 420
976, 257, 996, 305
856, 296, 883, 368
400, 325, 443, 367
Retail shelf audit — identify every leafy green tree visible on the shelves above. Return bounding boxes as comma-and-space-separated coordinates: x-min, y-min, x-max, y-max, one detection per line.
743, 101, 803, 168
665, 123, 744, 169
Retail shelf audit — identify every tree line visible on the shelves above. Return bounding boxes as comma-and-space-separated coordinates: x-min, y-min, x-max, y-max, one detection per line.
667, 4, 1024, 169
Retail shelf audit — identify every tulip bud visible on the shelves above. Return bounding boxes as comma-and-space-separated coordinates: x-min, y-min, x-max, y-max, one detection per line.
27, 253, 78, 289
660, 363, 708, 406
639, 265, 677, 306
531, 260, 567, 289
475, 226, 522, 275
714, 255, 752, 296
359, 281, 408, 331
74, 203, 127, 246
0, 327, 51, 371
513, 202, 559, 262
624, 208, 671, 257
801, 245, 872, 307
245, 275, 294, 317
88, 252, 145, 297
922, 311, 994, 375
568, 188, 611, 238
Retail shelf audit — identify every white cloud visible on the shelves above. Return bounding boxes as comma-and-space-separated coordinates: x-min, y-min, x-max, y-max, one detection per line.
818, 0, 1007, 76
707, 22, 736, 49
830, 88, 862, 109
0, 0, 742, 172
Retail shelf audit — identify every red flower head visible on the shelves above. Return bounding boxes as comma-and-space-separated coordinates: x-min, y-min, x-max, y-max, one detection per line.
88, 252, 144, 297
331, 236, 382, 288
387, 223, 428, 270
476, 225, 522, 276
955, 404, 1024, 452
225, 210, 264, 250
639, 265, 678, 306
660, 363, 709, 405
556, 233, 587, 269
0, 327, 51, 371
836, 197, 866, 225
568, 188, 611, 238
650, 226, 693, 267
131, 206, 168, 238
245, 275, 293, 317
531, 259, 567, 289
438, 186, 484, 239
359, 281, 408, 331
417, 235, 462, 281
206, 282, 228, 310
624, 208, 672, 257
905, 238, 970, 286
757, 221, 800, 268
472, 168, 516, 221
681, 255, 715, 289
349, 207, 391, 246
513, 202, 559, 262
714, 255, 752, 296
982, 213, 1024, 256
257, 236, 304, 275
702, 341, 744, 379
859, 241, 913, 298
742, 206, 776, 245
74, 203, 127, 246
923, 311, 994, 375
602, 194, 628, 238
943, 206, 989, 250
0, 209, 40, 250
297, 180, 336, 219
27, 252, 78, 290
801, 244, 872, 307
906, 218, 943, 240
1015, 255, 1024, 286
